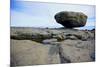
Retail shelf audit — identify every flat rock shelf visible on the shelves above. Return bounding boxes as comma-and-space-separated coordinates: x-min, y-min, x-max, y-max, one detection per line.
10, 27, 95, 66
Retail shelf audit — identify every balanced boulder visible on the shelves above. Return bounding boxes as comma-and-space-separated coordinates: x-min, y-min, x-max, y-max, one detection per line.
54, 11, 87, 28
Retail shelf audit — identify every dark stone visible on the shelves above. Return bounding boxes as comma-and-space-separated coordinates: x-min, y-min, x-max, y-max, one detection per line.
54, 11, 87, 28
90, 52, 95, 61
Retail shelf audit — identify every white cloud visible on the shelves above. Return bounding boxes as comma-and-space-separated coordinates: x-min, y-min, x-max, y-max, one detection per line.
15, 0, 95, 5
11, 10, 63, 27
13, 1, 95, 18
85, 22, 95, 26
11, 1, 95, 29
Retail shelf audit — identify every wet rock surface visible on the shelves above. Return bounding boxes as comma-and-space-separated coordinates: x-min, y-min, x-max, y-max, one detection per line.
11, 27, 95, 66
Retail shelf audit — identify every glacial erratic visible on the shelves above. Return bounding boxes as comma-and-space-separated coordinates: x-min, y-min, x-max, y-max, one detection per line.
54, 11, 87, 28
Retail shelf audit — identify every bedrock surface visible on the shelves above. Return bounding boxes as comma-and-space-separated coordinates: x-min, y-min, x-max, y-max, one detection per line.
10, 27, 95, 66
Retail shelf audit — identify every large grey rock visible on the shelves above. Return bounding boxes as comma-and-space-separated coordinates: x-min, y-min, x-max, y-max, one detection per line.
11, 28, 52, 42
10, 27, 95, 66
54, 11, 87, 28
11, 27, 94, 41
59, 40, 95, 63
11, 40, 60, 66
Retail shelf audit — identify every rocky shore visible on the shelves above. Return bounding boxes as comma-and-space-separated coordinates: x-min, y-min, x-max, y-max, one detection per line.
10, 27, 95, 66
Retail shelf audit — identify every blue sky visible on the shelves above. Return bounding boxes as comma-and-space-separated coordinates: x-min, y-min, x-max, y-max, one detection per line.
10, 0, 96, 30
